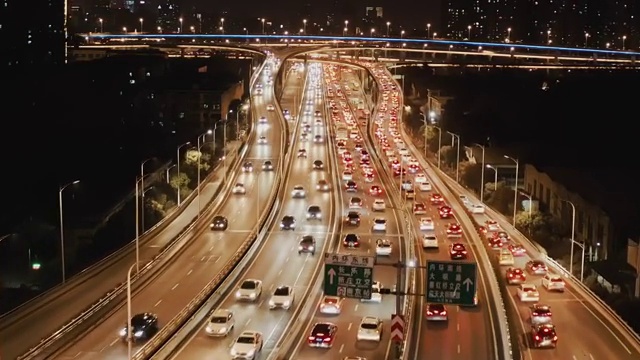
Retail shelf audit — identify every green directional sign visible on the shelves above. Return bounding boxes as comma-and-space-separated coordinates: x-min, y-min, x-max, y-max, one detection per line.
426, 261, 477, 306
323, 253, 375, 300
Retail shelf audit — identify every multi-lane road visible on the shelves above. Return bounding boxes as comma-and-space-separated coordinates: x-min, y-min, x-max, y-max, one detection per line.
51, 60, 283, 359
168, 62, 337, 359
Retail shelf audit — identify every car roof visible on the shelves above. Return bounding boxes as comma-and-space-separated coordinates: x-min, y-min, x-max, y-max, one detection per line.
427, 303, 445, 310
239, 330, 261, 337
361, 316, 380, 324
212, 309, 232, 317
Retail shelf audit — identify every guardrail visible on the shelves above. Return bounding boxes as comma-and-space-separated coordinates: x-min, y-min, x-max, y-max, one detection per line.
433, 166, 640, 353
134, 54, 295, 359
17, 58, 269, 360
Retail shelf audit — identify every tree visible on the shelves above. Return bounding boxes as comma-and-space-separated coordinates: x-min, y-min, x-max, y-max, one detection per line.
485, 181, 514, 214
514, 210, 566, 247
170, 172, 191, 195
418, 124, 452, 154
437, 145, 459, 167
460, 162, 482, 193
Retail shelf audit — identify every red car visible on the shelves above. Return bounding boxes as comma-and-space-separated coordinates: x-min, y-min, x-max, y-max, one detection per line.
446, 223, 462, 237
489, 237, 503, 250
369, 185, 383, 196
308, 322, 337, 348
449, 243, 467, 260
393, 168, 407, 177
506, 267, 526, 285
413, 202, 427, 215
508, 244, 527, 256
430, 194, 444, 205
531, 324, 557, 348
438, 206, 453, 219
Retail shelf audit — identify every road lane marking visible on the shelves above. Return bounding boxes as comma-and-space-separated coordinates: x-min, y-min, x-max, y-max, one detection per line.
74, 352, 81, 358
457, 344, 461, 354
246, 319, 252, 326
187, 269, 193, 276
258, 300, 264, 307
201, 256, 206, 262
215, 257, 220, 263
154, 299, 163, 307
285, 257, 289, 262
171, 283, 179, 290
109, 338, 118, 346
339, 344, 345, 353
278, 269, 283, 276
574, 294, 632, 353
457, 323, 460, 331
354, 304, 359, 312
209, 245, 215, 251
348, 322, 352, 331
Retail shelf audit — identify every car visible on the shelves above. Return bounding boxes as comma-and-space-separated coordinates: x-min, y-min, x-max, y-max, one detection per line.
316, 179, 330, 191
242, 161, 254, 172
262, 160, 274, 171
345, 211, 361, 225
235, 279, 263, 301
517, 284, 540, 302
425, 304, 448, 321
232, 183, 246, 195
438, 206, 453, 219
306, 205, 322, 220
415, 173, 427, 183
291, 185, 306, 198
280, 215, 296, 230
205, 309, 235, 337
541, 274, 565, 292
349, 196, 363, 208
357, 317, 383, 342
530, 324, 557, 348
119, 313, 159, 342
258, 136, 268, 144
343, 233, 360, 248
230, 330, 263, 359
364, 172, 375, 183
319, 296, 344, 314
210, 215, 228, 231
449, 243, 468, 260
369, 185, 383, 196
498, 248, 515, 266
526, 260, 548, 275
393, 167, 407, 177
419, 217, 435, 231
470, 204, 485, 214
422, 234, 438, 249
372, 199, 386, 211
307, 322, 337, 348
489, 237, 504, 250
430, 194, 444, 205
361, 281, 383, 303
298, 235, 316, 255
506, 267, 527, 285
254, 88, 263, 96
314, 134, 324, 143
376, 239, 392, 256
446, 223, 462, 237
495, 231, 510, 242
300, 133, 309, 142
266, 104, 275, 111
485, 220, 501, 232
342, 170, 353, 181
258, 116, 268, 124
508, 244, 526, 256
297, 149, 307, 158
401, 180, 413, 191
314, 110, 322, 117
530, 304, 553, 325
345, 180, 358, 192
283, 109, 291, 120
372, 218, 387, 231
459, 194, 471, 205
269, 285, 295, 310
418, 182, 432, 192
413, 202, 427, 215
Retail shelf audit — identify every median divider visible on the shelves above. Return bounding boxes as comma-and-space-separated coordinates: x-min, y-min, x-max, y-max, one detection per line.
17, 59, 269, 360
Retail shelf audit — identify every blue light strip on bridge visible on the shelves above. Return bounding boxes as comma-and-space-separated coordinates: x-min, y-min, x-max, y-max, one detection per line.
88, 34, 640, 56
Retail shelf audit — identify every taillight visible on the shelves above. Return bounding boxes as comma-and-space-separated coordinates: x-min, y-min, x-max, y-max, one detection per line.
553, 336, 558, 341
308, 336, 315, 341
441, 311, 447, 316
535, 335, 540, 341
426, 311, 433, 315
323, 337, 331, 342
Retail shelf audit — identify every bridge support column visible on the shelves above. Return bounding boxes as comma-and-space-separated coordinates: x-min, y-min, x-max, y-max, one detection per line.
335, 50, 340, 60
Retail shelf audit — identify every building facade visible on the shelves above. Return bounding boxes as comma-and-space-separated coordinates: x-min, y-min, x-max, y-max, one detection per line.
524, 164, 611, 260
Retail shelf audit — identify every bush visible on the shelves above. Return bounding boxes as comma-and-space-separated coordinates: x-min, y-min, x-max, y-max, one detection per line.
460, 162, 482, 193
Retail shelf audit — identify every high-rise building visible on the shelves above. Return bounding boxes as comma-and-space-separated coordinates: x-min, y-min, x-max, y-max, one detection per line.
1, 0, 65, 70
157, 0, 181, 33
444, 0, 472, 39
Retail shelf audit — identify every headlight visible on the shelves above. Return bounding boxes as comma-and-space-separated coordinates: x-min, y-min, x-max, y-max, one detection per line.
269, 300, 275, 306
298, 245, 304, 250
119, 328, 127, 337
283, 300, 291, 306
230, 348, 237, 356
134, 330, 144, 337
205, 326, 213, 333
218, 327, 227, 333
246, 350, 255, 357
249, 293, 257, 299
235, 291, 242, 298
308, 246, 314, 251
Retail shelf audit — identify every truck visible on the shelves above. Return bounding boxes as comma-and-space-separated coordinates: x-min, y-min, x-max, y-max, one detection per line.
335, 123, 348, 141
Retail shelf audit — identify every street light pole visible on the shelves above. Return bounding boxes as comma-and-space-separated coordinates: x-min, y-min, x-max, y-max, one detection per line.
503, 155, 519, 226
126, 261, 147, 359
562, 199, 579, 279
474, 144, 485, 202
166, 164, 176, 184
448, 131, 460, 182
196, 130, 213, 215
134, 174, 150, 274
176, 142, 191, 206
486, 165, 498, 190
433, 125, 442, 168
58, 180, 80, 284
141, 187, 154, 232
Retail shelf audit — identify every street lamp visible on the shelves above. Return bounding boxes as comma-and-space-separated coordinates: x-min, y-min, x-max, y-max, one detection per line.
303, 19, 307, 34
386, 22, 390, 37
401, 30, 405, 39
427, 23, 431, 38
561, 199, 583, 281
503, 155, 519, 226
467, 25, 472, 39
485, 165, 498, 190
139, 18, 143, 32
134, 174, 151, 274
473, 143, 485, 202
126, 261, 150, 360
179, 18, 183, 33
220, 18, 225, 34
123, 27, 127, 34
176, 141, 191, 206
432, 125, 443, 168
447, 131, 461, 182
507, 27, 512, 42
622, 35, 627, 50
141, 187, 154, 231
371, 28, 376, 37
59, 180, 80, 284
547, 29, 551, 44
197, 129, 213, 215
98, 18, 103, 33
343, 27, 348, 36
344, 20, 349, 35
261, 18, 266, 35
166, 164, 176, 184
584, 32, 589, 47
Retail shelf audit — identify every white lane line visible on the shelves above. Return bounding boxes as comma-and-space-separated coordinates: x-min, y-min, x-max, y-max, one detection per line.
215, 257, 220, 263
73, 352, 82, 358
354, 304, 359, 312
574, 295, 632, 353
339, 344, 345, 353
200, 256, 206, 262
278, 269, 283, 276
187, 269, 193, 276
109, 338, 118, 346
589, 354, 595, 360
457, 344, 461, 354
246, 319, 252, 326
285, 257, 290, 262
457, 323, 460, 331
348, 323, 353, 331
209, 245, 214, 251
171, 283, 179, 290
572, 356, 578, 360
154, 299, 162, 307
258, 300, 264, 307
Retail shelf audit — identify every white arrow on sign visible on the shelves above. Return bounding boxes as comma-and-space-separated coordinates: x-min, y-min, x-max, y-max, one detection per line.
463, 278, 474, 291
328, 268, 337, 285
391, 328, 404, 342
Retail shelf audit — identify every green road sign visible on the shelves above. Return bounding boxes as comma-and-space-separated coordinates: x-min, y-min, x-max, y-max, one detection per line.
323, 253, 375, 300
426, 261, 477, 306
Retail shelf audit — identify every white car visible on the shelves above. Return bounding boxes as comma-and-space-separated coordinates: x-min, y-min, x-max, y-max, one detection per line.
470, 204, 486, 214
319, 296, 344, 314
316, 179, 330, 191
232, 183, 246, 195
356, 316, 383, 342
375, 239, 392, 256
415, 173, 427, 183
372, 218, 387, 231
258, 136, 268, 144
205, 309, 235, 337
419, 217, 435, 231
266, 104, 275, 111
541, 274, 566, 292
485, 220, 501, 232
498, 248, 515, 266
361, 281, 383, 303
259, 116, 268, 123
418, 181, 432, 192
269, 285, 295, 310
372, 199, 386, 211
235, 279, 262, 301
517, 284, 540, 302
342, 170, 353, 181
291, 185, 306, 198
314, 134, 323, 143
422, 234, 438, 249
230, 331, 263, 360
349, 197, 363, 209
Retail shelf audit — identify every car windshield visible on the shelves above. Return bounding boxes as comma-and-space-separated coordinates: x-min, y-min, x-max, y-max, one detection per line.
240, 281, 256, 289
345, 234, 358, 241
301, 236, 313, 243
313, 324, 332, 333
429, 304, 445, 312
131, 315, 150, 327
283, 216, 293, 222
348, 213, 359, 218
309, 206, 320, 212
374, 219, 385, 224
274, 287, 290, 296
236, 336, 255, 344
378, 241, 390, 247
361, 323, 378, 330
210, 316, 228, 324
351, 197, 361, 203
